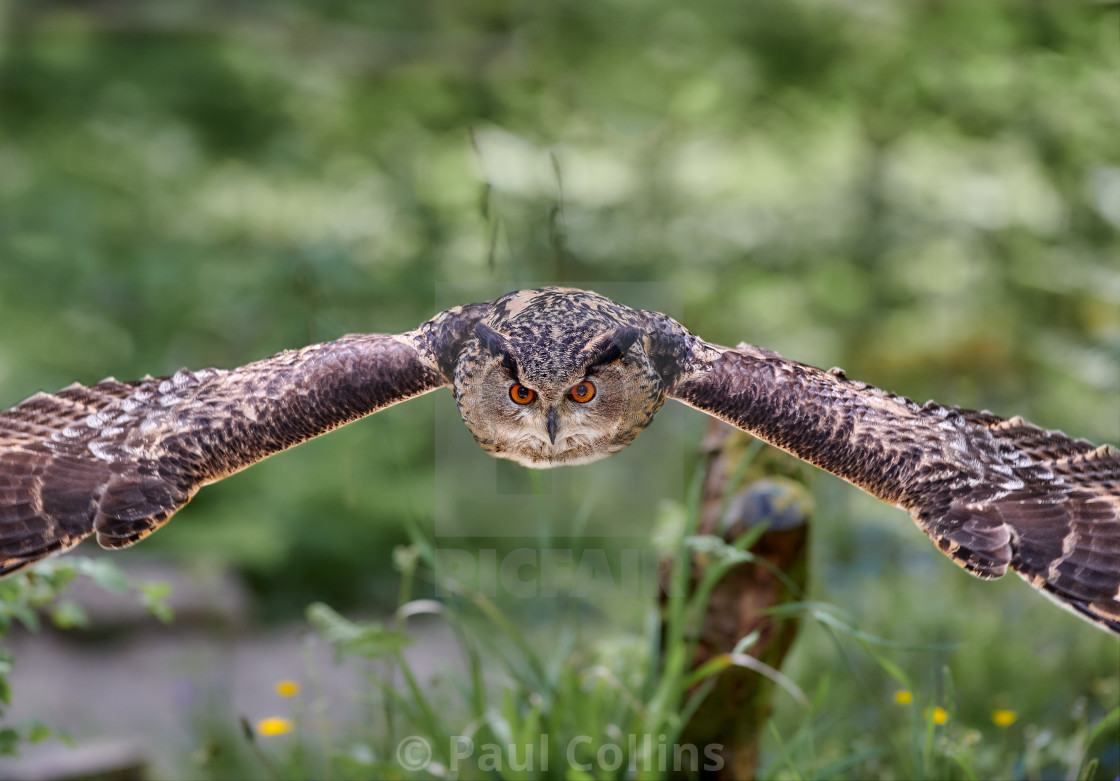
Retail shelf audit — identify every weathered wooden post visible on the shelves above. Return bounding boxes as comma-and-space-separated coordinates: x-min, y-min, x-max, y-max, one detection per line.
669, 421, 811, 780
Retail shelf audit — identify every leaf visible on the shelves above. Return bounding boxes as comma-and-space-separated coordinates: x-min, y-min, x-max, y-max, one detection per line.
53, 728, 75, 748
682, 652, 809, 707
0, 728, 18, 756
49, 599, 89, 629
1078, 707, 1120, 781
10, 603, 39, 633
74, 559, 129, 593
683, 534, 756, 566
27, 721, 51, 744
392, 545, 421, 574
139, 582, 175, 624
306, 602, 413, 661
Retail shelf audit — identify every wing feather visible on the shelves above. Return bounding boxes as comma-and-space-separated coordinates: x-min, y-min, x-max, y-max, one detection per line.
0, 303, 488, 575
650, 314, 1120, 636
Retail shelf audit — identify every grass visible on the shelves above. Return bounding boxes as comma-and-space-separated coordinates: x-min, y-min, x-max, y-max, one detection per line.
0, 445, 1115, 780
229, 462, 1120, 780
0, 462, 1115, 779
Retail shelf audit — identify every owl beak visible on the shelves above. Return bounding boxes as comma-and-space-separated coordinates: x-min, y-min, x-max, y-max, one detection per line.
546, 408, 559, 444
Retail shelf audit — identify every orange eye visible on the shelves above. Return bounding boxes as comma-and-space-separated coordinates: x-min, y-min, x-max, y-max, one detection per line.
509, 384, 535, 405
570, 381, 596, 403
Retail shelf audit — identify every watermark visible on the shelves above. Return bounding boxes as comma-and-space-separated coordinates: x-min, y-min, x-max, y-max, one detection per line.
396, 735, 433, 772
395, 734, 724, 774
434, 546, 684, 599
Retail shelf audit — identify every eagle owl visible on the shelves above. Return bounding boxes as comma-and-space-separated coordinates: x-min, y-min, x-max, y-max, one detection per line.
1, 288, 1118, 635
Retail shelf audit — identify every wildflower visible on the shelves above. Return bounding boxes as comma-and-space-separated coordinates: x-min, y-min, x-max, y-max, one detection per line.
991, 709, 1017, 727
256, 717, 294, 737
924, 706, 948, 725
894, 690, 913, 705
275, 680, 300, 697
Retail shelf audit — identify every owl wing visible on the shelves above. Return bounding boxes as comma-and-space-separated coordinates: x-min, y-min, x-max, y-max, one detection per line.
649, 320, 1120, 635
0, 303, 489, 576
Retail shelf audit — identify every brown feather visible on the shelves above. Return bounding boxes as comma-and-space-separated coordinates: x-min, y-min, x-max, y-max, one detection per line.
0, 303, 488, 575
660, 329, 1120, 636
3, 287, 1116, 638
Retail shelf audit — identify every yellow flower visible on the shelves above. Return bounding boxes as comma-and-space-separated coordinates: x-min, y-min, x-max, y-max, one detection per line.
924, 706, 948, 725
275, 680, 300, 697
893, 690, 913, 705
256, 717, 294, 737
991, 709, 1017, 727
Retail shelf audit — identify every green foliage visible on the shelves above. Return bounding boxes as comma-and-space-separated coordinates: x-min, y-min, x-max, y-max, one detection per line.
306, 602, 414, 661
1, 0, 1117, 613
0, 0, 1117, 777
247, 470, 807, 779
236, 486, 1116, 780
0, 558, 173, 755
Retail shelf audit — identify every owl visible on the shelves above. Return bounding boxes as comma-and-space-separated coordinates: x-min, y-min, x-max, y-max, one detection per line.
1, 287, 1118, 635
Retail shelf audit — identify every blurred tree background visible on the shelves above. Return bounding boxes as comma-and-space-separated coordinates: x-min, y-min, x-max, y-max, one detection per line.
0, 0, 1117, 777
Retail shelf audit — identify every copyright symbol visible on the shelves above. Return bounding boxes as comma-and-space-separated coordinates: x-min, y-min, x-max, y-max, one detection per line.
397, 735, 432, 771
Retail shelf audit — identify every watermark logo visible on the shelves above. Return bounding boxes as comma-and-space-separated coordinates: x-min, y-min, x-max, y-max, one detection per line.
396, 735, 433, 772
396, 734, 724, 774
434, 546, 682, 599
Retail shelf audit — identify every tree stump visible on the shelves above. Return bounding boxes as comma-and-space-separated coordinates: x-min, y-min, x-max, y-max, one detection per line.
668, 421, 811, 780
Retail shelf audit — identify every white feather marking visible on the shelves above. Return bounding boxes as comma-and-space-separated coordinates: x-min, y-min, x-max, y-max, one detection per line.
88, 439, 117, 462
173, 370, 194, 387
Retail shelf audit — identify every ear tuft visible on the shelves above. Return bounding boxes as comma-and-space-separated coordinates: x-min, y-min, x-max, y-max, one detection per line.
474, 323, 520, 379
583, 327, 642, 368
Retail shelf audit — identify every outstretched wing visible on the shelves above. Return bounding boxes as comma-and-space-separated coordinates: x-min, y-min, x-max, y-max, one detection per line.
0, 303, 488, 575
648, 316, 1120, 635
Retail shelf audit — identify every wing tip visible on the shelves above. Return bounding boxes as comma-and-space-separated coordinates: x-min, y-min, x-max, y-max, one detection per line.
1025, 576, 1120, 637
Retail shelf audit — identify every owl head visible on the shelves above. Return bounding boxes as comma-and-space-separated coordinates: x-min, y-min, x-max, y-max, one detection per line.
452, 288, 666, 467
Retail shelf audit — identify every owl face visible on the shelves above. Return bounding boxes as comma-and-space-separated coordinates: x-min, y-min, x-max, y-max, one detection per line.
452, 289, 666, 468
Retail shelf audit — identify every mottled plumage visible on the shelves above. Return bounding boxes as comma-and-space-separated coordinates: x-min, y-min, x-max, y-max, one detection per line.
1, 287, 1117, 635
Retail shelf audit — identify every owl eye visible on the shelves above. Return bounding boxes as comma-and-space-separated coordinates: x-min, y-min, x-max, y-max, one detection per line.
570, 381, 596, 403
509, 384, 535, 405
